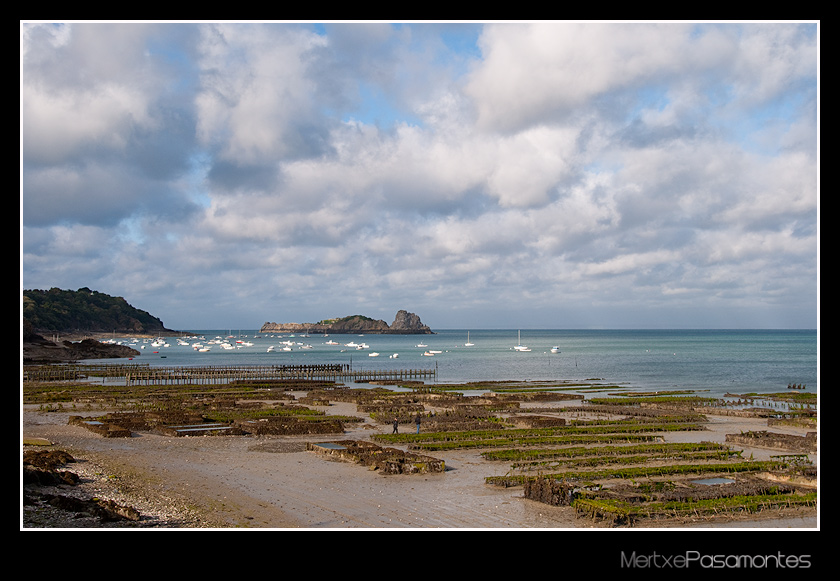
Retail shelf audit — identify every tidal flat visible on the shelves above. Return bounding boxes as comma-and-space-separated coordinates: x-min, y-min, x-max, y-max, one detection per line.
22, 374, 817, 530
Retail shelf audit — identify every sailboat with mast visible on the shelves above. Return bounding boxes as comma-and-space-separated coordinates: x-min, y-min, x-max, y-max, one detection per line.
464, 331, 474, 347
514, 330, 531, 352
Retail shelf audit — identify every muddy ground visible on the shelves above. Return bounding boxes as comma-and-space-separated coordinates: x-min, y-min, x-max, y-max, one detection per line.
21, 394, 818, 530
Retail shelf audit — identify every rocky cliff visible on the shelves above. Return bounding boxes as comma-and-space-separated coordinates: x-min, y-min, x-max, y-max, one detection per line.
260, 310, 433, 334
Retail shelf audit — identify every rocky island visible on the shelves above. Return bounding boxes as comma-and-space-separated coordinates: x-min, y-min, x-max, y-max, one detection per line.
260, 310, 433, 335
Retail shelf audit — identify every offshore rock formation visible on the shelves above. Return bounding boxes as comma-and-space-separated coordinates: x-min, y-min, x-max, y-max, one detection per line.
390, 310, 428, 332
260, 310, 433, 335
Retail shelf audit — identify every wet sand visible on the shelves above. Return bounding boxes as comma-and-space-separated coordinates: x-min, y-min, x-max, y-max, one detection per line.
21, 399, 818, 530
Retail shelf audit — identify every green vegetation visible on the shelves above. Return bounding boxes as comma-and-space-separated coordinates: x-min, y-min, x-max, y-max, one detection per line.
374, 419, 707, 451
336, 314, 376, 322
487, 460, 788, 487
743, 391, 818, 404
23, 287, 170, 334
419, 381, 627, 394
589, 395, 720, 406
573, 491, 817, 524
22, 377, 314, 408
316, 315, 376, 325
482, 442, 739, 463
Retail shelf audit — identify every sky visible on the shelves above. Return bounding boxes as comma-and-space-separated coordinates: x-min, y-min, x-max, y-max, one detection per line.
20, 21, 819, 331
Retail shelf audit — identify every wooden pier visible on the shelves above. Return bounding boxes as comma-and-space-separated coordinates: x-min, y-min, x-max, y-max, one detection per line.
24, 363, 150, 382
118, 364, 435, 386
25, 363, 437, 386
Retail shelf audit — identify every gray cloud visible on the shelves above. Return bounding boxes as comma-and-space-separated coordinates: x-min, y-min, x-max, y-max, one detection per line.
21, 22, 818, 330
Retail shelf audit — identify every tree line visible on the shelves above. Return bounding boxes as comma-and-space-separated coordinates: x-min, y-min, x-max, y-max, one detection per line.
23, 287, 170, 335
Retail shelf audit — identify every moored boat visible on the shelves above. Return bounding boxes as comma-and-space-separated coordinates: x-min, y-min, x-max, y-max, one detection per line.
514, 330, 530, 351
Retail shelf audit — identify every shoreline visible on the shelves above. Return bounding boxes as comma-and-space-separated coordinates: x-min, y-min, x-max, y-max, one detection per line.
22, 396, 818, 530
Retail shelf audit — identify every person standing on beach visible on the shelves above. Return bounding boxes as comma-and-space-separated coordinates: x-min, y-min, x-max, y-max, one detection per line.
393, 418, 399, 434
415, 413, 421, 434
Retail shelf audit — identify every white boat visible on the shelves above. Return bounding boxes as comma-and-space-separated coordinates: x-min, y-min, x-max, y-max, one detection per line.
551, 346, 561, 353
422, 351, 435, 356
389, 353, 399, 359
267, 346, 275, 352
368, 352, 380, 357
465, 332, 474, 347
514, 331, 531, 351
416, 343, 428, 348
325, 340, 339, 345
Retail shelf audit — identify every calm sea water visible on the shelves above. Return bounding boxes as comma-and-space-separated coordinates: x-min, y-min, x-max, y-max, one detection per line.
105, 328, 818, 398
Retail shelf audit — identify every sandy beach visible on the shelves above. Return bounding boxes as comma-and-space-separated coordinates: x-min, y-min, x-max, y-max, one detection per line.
21, 394, 818, 530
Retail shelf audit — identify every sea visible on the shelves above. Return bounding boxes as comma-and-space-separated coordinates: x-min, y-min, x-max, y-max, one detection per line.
101, 328, 818, 400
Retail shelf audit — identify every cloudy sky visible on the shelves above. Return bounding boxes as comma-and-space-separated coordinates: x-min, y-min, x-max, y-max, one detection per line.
21, 21, 819, 331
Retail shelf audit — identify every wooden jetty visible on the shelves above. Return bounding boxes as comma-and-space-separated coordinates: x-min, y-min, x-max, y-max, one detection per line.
25, 363, 437, 386
24, 363, 150, 382
119, 364, 435, 386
